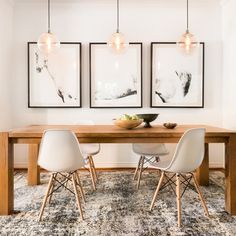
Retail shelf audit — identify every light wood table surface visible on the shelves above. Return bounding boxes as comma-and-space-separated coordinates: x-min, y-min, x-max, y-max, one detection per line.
0, 124, 236, 215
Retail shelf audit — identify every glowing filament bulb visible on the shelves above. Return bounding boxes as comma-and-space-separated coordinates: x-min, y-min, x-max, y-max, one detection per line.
47, 36, 51, 50
108, 32, 128, 54
177, 30, 198, 54
37, 32, 60, 55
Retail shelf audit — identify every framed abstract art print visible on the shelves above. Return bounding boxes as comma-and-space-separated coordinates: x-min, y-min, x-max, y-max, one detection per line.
28, 42, 82, 108
151, 42, 204, 108
89, 42, 143, 108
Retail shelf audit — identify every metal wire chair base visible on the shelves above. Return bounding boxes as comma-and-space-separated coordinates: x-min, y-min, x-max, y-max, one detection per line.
150, 171, 210, 228
134, 155, 160, 189
38, 171, 85, 221
159, 173, 198, 198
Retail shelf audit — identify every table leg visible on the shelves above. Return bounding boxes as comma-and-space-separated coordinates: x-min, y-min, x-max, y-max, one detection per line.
28, 144, 40, 186
225, 134, 236, 215
196, 143, 209, 186
0, 132, 14, 215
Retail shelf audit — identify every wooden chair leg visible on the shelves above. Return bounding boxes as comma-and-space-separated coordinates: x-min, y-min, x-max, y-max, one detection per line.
38, 173, 54, 221
91, 157, 97, 183
176, 173, 181, 228
150, 171, 165, 210
88, 157, 96, 190
72, 173, 84, 220
75, 172, 86, 203
93, 168, 97, 183
137, 156, 145, 189
48, 183, 54, 204
48, 173, 59, 204
133, 156, 142, 180
90, 156, 98, 182
192, 173, 210, 217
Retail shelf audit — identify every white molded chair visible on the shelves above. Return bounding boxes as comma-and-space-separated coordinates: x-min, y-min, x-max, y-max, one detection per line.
149, 128, 209, 227
38, 130, 86, 221
132, 143, 169, 189
76, 120, 100, 190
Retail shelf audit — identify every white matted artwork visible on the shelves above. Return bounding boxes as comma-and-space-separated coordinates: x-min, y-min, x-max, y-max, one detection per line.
151, 42, 204, 108
28, 42, 81, 108
89, 43, 142, 108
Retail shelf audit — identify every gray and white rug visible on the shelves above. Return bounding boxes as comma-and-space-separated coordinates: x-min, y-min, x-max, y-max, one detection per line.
0, 170, 235, 236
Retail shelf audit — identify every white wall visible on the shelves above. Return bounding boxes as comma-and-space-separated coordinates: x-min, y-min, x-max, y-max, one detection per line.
0, 0, 13, 131
222, 0, 236, 130
11, 0, 224, 168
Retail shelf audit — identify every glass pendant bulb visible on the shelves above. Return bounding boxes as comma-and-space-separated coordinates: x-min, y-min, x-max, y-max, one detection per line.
37, 31, 60, 55
177, 29, 198, 54
108, 31, 128, 54
108, 0, 128, 54
37, 0, 60, 55
177, 0, 198, 54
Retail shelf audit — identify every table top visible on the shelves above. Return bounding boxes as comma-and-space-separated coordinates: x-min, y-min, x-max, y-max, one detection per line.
8, 124, 235, 138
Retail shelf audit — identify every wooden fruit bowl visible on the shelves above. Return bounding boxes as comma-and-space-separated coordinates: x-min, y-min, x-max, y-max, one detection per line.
114, 119, 143, 129
163, 123, 178, 129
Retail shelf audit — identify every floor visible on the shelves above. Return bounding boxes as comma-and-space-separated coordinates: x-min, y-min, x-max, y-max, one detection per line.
0, 170, 235, 236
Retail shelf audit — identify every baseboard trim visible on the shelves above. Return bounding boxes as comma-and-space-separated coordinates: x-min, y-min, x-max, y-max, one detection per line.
15, 163, 27, 169
209, 162, 224, 168
14, 162, 224, 169
14, 167, 225, 172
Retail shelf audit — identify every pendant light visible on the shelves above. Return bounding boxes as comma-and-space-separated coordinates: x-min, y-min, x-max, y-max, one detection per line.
108, 0, 128, 54
37, 0, 60, 55
177, 0, 198, 53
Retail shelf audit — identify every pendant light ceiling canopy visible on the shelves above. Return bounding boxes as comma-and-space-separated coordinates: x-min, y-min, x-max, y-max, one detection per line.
37, 0, 60, 55
177, 0, 198, 53
108, 0, 128, 54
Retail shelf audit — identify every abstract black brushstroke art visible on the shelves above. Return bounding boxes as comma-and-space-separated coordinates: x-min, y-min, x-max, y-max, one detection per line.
89, 43, 142, 108
151, 42, 204, 108
28, 42, 81, 108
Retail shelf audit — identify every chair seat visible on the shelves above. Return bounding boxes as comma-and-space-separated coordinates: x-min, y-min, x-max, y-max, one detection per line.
149, 157, 172, 170
80, 143, 100, 156
132, 143, 169, 156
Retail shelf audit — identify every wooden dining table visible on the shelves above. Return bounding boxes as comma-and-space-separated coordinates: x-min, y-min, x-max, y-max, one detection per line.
0, 124, 236, 216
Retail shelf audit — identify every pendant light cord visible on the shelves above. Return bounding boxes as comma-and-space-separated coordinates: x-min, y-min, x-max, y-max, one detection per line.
116, 0, 120, 33
48, 0, 51, 33
186, 0, 189, 32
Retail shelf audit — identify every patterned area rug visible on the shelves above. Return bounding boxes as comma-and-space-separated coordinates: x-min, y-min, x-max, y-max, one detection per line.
0, 170, 236, 235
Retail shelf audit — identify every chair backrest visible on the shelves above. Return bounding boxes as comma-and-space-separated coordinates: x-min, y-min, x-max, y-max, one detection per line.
38, 130, 85, 172
165, 128, 205, 173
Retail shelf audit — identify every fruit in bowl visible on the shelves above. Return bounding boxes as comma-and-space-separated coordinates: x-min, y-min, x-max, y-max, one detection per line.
120, 114, 140, 121
114, 114, 143, 129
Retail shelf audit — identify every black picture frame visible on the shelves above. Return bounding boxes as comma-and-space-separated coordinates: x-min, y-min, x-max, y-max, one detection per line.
150, 42, 204, 108
28, 42, 82, 108
89, 42, 143, 108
